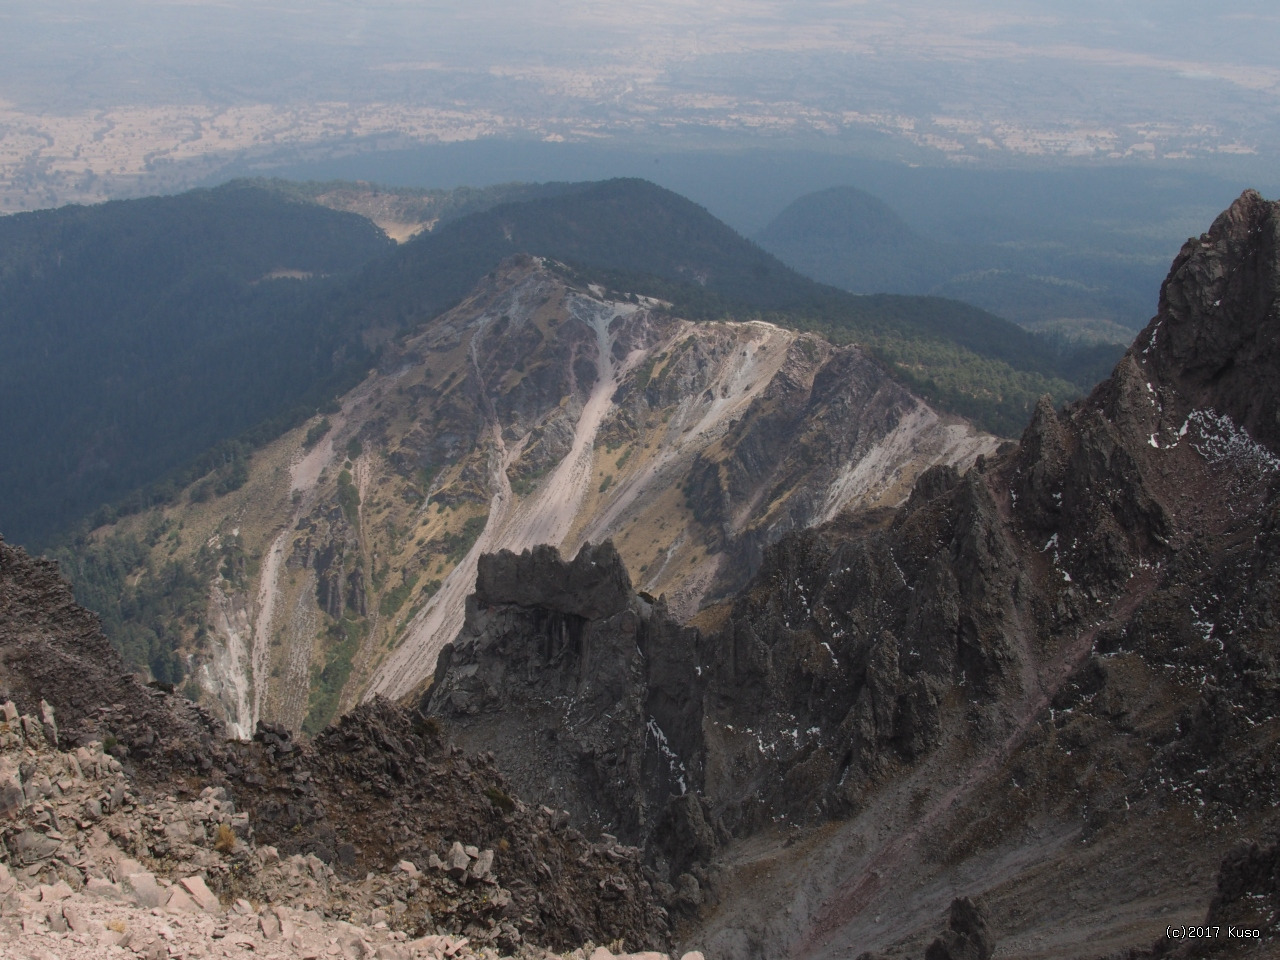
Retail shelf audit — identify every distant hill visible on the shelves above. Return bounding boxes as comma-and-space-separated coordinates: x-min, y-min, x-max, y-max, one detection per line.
756, 184, 1159, 336
755, 185, 949, 294
339, 178, 1113, 397
0, 177, 1115, 548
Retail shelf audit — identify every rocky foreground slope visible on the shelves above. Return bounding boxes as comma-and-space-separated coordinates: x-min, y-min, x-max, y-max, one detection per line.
424, 193, 1280, 958
1, 534, 706, 958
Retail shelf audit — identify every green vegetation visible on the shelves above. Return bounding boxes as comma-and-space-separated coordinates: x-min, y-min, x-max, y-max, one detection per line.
51, 530, 214, 684
599, 475, 614, 493
336, 470, 361, 528
484, 786, 516, 813
437, 514, 489, 564
632, 352, 662, 393
189, 442, 251, 504
0, 182, 391, 549
303, 417, 332, 450
378, 571, 420, 617
303, 614, 366, 734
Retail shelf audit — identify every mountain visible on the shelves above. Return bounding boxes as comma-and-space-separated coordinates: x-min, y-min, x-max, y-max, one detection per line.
756, 185, 1162, 339
424, 191, 1280, 957
2, 177, 1103, 550
4, 190, 1278, 960
0, 182, 394, 548
755, 185, 948, 295
66, 254, 998, 736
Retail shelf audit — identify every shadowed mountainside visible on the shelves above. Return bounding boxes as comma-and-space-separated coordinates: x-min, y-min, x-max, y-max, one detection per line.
426, 191, 1280, 958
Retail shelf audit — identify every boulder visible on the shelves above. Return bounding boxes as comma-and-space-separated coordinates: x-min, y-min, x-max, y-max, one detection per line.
446, 841, 472, 880
179, 875, 222, 914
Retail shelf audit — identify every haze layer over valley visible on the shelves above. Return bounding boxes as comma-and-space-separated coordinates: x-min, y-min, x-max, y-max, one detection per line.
2, 1, 1277, 215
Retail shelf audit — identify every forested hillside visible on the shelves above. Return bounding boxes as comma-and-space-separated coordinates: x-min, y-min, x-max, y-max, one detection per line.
756, 184, 1164, 337
0, 177, 1117, 550
333, 178, 1120, 432
0, 183, 393, 547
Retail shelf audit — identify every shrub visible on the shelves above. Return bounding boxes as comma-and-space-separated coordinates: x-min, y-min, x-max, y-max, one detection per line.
214, 822, 237, 854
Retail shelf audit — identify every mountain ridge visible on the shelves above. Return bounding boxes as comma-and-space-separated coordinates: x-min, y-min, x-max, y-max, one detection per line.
67, 253, 998, 736
423, 190, 1280, 958
2, 177, 1107, 550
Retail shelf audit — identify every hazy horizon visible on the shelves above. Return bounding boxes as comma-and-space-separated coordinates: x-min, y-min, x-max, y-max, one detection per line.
1, 1, 1277, 213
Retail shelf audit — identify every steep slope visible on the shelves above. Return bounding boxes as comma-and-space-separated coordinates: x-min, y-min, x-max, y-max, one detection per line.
427, 191, 1280, 958
77, 255, 996, 739
4, 176, 1101, 552
0, 182, 394, 548
322, 177, 1109, 435
0, 534, 675, 955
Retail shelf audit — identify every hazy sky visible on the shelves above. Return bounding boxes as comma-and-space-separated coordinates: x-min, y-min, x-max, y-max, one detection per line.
3, 1, 1276, 106
0, 1, 1276, 211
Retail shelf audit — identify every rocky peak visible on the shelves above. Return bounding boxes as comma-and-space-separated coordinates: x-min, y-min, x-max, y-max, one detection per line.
436, 193, 1280, 957
473, 541, 633, 621
1142, 189, 1280, 451
426, 542, 710, 888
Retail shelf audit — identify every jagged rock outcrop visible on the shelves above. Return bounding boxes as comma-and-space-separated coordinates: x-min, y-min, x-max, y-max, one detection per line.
473, 542, 633, 620
691, 190, 1280, 958
923, 898, 993, 960
428, 193, 1280, 960
0, 534, 676, 955
0, 534, 229, 780
425, 543, 708, 884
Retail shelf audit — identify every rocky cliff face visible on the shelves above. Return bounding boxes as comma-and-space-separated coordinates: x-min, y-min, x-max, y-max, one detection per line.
83, 255, 994, 737
425, 542, 710, 887
428, 192, 1280, 959
1, 534, 227, 780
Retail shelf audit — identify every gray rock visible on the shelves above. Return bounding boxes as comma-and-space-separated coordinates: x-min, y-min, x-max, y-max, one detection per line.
11, 828, 58, 865
39, 881, 72, 902
39, 699, 58, 746
63, 903, 99, 935
469, 849, 494, 882
84, 876, 123, 899
473, 542, 633, 620
259, 911, 282, 940
123, 870, 166, 909
446, 841, 471, 880
165, 886, 201, 913
179, 875, 222, 914
925, 897, 994, 960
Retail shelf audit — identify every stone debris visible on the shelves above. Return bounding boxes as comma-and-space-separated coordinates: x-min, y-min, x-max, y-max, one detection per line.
1, 700, 704, 960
